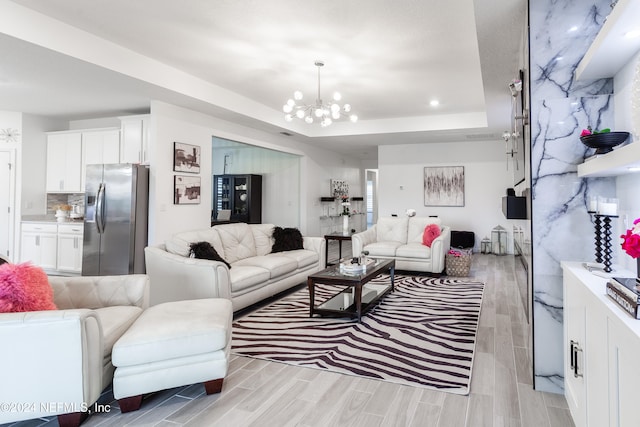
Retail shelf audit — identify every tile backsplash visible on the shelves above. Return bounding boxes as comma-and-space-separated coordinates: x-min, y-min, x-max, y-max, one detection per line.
46, 194, 84, 214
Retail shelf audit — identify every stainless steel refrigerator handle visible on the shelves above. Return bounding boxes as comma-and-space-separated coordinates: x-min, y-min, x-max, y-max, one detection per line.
96, 183, 105, 234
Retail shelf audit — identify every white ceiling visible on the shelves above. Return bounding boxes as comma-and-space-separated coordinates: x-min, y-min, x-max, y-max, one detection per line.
0, 0, 527, 160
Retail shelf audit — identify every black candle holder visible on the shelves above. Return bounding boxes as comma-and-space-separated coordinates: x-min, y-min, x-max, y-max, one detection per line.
594, 214, 618, 273
588, 211, 603, 264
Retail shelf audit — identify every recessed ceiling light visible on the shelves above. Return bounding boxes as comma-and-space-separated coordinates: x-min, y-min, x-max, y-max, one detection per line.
627, 166, 640, 172
568, 26, 578, 32
430, 100, 439, 107
625, 29, 640, 39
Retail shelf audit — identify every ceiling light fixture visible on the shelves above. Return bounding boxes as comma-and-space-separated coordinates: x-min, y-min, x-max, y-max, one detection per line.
283, 61, 358, 127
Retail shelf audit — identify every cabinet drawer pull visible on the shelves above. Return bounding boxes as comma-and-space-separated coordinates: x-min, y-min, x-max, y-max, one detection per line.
569, 340, 576, 371
574, 346, 583, 378
571, 340, 584, 378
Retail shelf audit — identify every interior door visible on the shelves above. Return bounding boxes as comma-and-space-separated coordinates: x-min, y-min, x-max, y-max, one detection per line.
0, 151, 13, 259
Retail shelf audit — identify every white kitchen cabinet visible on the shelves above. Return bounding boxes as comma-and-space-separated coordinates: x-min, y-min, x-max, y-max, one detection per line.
20, 223, 58, 270
563, 273, 588, 427
119, 115, 149, 164
82, 129, 120, 165
45, 132, 82, 193
562, 262, 640, 427
606, 311, 640, 426
82, 128, 120, 191
56, 223, 84, 273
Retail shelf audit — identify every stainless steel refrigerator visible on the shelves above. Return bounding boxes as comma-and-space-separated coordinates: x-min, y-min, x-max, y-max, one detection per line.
82, 164, 149, 275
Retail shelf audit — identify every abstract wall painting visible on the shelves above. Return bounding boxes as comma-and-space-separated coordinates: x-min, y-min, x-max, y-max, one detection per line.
424, 166, 465, 207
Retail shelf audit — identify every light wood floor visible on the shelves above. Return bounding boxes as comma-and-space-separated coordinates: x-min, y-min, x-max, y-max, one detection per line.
3, 246, 575, 427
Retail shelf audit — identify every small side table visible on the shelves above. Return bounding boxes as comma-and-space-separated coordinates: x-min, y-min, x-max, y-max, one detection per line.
324, 233, 354, 267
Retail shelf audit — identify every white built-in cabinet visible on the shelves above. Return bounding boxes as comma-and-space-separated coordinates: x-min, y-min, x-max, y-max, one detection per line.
82, 129, 120, 165
19, 223, 58, 270
20, 222, 84, 274
119, 114, 150, 164
46, 116, 147, 195
81, 128, 120, 191
562, 263, 640, 427
55, 223, 84, 273
45, 132, 82, 193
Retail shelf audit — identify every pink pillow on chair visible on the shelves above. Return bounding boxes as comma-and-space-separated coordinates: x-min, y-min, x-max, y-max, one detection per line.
422, 224, 441, 247
0, 262, 56, 313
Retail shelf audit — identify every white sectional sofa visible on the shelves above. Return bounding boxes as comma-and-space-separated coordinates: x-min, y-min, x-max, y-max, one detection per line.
351, 217, 451, 273
145, 223, 325, 311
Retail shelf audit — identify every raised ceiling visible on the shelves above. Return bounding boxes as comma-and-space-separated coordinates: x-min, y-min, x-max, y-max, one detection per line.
1, 0, 527, 159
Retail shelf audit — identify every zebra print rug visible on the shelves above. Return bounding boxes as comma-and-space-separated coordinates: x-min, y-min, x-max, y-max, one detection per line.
231, 274, 484, 395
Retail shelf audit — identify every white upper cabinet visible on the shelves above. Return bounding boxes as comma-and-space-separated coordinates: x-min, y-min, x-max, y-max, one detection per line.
45, 132, 82, 193
82, 129, 120, 165
81, 128, 120, 192
119, 115, 150, 164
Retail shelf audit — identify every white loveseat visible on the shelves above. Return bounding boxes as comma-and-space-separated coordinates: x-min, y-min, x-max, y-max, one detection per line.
145, 223, 325, 311
351, 217, 451, 273
0, 274, 149, 426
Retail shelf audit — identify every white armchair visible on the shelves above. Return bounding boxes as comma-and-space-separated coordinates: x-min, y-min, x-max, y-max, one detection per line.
0, 274, 149, 427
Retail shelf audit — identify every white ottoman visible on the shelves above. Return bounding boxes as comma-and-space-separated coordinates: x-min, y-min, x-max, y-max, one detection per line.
112, 298, 232, 412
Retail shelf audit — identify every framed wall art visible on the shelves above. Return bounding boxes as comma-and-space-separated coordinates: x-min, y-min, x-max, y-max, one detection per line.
424, 166, 465, 207
173, 142, 201, 173
331, 179, 349, 198
174, 175, 201, 205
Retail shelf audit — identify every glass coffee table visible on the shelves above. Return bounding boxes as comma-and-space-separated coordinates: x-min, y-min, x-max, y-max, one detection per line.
307, 258, 395, 322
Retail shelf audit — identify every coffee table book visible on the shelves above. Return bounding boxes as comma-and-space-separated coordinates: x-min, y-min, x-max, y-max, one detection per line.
606, 278, 640, 319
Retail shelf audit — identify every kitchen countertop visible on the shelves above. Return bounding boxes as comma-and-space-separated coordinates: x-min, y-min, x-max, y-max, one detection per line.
22, 215, 84, 223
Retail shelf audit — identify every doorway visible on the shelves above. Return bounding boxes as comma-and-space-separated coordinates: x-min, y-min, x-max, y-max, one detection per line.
365, 169, 378, 229
0, 149, 15, 260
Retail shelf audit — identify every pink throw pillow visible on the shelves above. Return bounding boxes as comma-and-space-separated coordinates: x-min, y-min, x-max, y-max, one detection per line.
422, 224, 441, 247
0, 262, 57, 313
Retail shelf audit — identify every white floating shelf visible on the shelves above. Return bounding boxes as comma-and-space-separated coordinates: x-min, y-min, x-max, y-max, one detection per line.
577, 142, 640, 177
575, 0, 640, 81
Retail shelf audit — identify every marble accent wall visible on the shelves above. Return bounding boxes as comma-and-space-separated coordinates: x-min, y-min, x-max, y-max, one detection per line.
529, 0, 616, 393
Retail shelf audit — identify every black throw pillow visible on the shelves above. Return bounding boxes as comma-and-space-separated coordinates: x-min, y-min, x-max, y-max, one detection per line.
189, 241, 231, 269
271, 226, 304, 253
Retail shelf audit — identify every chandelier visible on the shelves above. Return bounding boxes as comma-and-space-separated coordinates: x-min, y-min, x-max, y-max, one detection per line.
283, 61, 358, 127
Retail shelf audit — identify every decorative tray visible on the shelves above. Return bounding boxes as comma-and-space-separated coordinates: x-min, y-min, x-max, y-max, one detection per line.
339, 258, 375, 274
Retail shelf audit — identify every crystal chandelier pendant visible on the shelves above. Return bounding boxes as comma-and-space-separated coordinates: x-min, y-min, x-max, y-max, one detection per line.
282, 61, 357, 127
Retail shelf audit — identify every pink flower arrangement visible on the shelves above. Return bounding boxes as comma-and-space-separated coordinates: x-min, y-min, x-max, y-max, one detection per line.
581, 126, 611, 137
620, 218, 640, 258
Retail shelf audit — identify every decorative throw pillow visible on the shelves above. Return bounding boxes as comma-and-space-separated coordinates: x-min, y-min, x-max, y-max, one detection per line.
189, 241, 231, 269
0, 262, 57, 313
272, 227, 304, 252
422, 224, 441, 247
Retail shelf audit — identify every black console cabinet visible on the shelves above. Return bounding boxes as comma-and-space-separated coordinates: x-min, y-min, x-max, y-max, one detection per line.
213, 174, 262, 224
